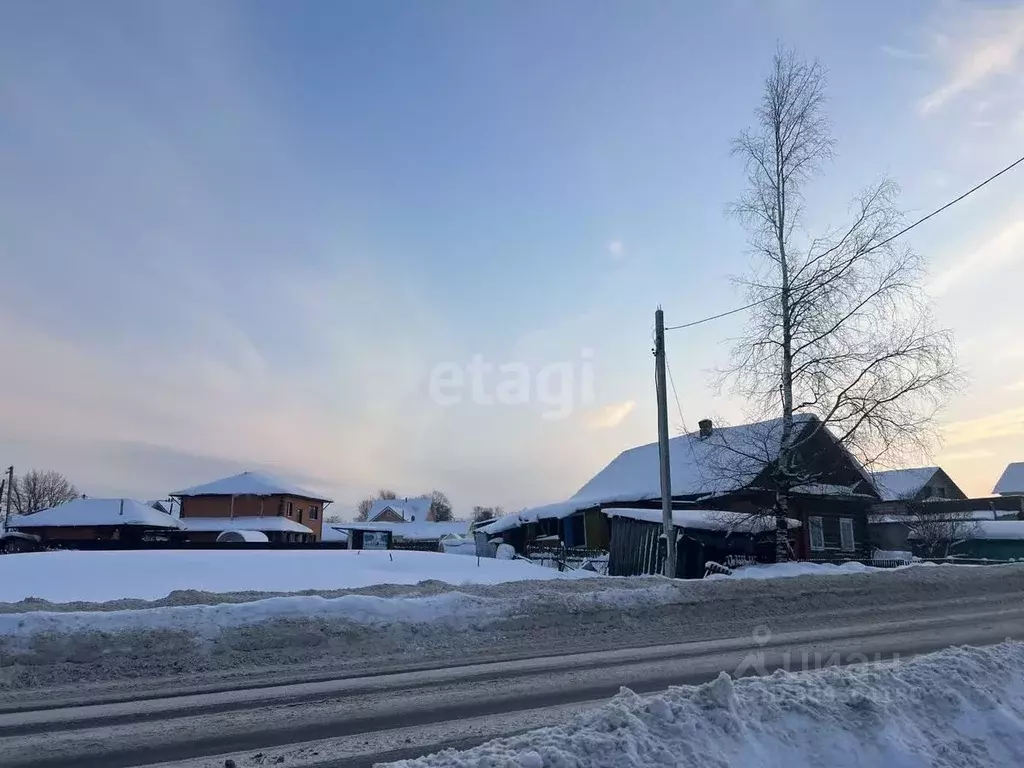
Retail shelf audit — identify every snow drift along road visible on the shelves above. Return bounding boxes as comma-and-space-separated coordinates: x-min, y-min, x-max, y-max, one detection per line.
387, 642, 1024, 768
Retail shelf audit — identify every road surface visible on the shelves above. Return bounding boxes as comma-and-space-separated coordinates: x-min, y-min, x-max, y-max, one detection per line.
2, 598, 1023, 768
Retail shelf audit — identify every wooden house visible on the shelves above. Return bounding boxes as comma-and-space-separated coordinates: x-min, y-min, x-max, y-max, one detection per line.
367, 497, 434, 523
871, 466, 967, 504
483, 414, 879, 568
7, 498, 184, 545
994, 463, 1024, 497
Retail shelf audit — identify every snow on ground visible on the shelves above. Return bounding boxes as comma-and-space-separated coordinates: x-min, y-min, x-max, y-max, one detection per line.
704, 560, 955, 581
387, 642, 1024, 768
707, 561, 882, 580
0, 549, 595, 603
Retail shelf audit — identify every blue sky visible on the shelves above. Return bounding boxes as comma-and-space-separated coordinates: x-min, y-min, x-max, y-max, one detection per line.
1, 0, 1022, 513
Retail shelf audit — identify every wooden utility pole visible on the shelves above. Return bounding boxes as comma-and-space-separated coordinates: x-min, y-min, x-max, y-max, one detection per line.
5, 466, 12, 514
654, 309, 675, 578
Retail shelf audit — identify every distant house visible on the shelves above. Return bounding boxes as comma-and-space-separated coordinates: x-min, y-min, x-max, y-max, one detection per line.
322, 520, 469, 548
994, 463, 1024, 496
868, 465, 1022, 554
484, 414, 879, 564
171, 470, 332, 542
871, 467, 967, 502
367, 496, 434, 523
8, 498, 183, 544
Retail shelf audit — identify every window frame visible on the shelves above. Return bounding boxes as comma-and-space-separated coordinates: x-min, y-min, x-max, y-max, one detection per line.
839, 517, 855, 552
809, 516, 825, 551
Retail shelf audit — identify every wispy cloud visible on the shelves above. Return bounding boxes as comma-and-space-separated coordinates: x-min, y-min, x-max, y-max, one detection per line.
930, 215, 1024, 295
943, 406, 1024, 447
919, 6, 1024, 114
584, 400, 636, 429
607, 240, 625, 259
1007, 380, 1024, 392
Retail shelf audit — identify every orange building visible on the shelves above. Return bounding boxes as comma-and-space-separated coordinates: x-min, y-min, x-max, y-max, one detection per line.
171, 471, 333, 542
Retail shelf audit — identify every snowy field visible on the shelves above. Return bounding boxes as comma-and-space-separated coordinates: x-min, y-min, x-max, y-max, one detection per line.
0, 549, 595, 603
388, 642, 1024, 768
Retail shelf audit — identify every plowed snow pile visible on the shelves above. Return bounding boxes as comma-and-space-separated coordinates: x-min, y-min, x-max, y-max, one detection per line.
387, 642, 1024, 768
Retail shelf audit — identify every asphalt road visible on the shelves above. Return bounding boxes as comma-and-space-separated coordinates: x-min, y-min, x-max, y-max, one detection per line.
3, 600, 1024, 768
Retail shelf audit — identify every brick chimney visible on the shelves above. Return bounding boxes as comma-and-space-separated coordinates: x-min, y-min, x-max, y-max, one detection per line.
698, 419, 713, 439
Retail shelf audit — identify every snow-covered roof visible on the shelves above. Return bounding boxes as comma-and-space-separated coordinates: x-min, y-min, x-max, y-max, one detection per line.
870, 467, 941, 501
177, 516, 314, 534
9, 499, 184, 529
484, 414, 862, 535
171, 471, 332, 502
323, 520, 469, 542
972, 520, 1024, 540
368, 496, 432, 522
603, 508, 802, 534
994, 463, 1024, 496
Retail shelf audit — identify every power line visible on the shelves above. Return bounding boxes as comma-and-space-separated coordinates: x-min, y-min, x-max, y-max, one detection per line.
664, 152, 1024, 332
665, 359, 708, 488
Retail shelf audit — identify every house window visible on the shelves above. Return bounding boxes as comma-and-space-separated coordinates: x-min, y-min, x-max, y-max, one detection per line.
809, 517, 825, 551
286, 502, 293, 517
935, 486, 946, 498
921, 486, 931, 498
309, 506, 319, 520
840, 518, 855, 552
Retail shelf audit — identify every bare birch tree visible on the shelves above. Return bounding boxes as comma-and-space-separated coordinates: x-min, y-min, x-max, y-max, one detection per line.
906, 506, 979, 558
725, 47, 961, 561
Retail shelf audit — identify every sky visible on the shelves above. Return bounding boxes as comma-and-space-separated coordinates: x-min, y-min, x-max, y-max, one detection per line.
1, 0, 1022, 514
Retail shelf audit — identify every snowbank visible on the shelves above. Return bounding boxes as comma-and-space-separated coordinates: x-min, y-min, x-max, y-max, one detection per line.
706, 561, 882, 580
0, 591, 504, 639
0, 549, 594, 603
388, 642, 1024, 768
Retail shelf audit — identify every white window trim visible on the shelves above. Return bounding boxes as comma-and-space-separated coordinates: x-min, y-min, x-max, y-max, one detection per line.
809, 516, 825, 551
840, 517, 855, 552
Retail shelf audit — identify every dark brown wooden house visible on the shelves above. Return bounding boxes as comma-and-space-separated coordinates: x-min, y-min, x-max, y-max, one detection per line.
7, 498, 184, 545
484, 414, 879, 572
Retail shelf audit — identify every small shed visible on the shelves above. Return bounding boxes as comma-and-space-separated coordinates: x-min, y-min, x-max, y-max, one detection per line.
943, 520, 1024, 560
346, 528, 393, 550
606, 508, 802, 579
